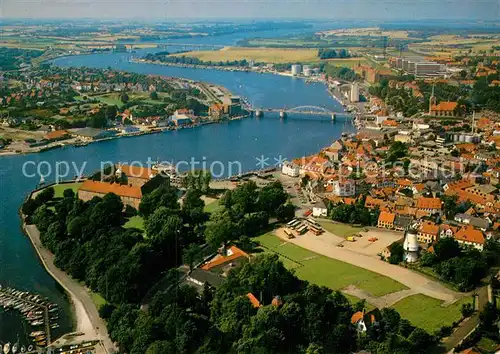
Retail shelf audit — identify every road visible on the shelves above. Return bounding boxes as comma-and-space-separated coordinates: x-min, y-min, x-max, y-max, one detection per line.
24, 224, 115, 354
441, 286, 489, 352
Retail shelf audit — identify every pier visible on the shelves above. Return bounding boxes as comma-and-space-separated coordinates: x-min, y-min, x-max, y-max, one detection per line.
0, 286, 53, 347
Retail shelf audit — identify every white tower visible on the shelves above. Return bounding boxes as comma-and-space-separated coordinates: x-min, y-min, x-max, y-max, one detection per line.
350, 82, 359, 103
403, 224, 419, 263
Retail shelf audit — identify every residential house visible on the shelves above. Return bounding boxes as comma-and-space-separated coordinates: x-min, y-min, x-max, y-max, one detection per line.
351, 309, 381, 333
281, 162, 300, 177
201, 246, 250, 273
454, 213, 490, 231
417, 221, 440, 244
394, 214, 413, 231
439, 224, 458, 239
184, 269, 224, 292
332, 179, 356, 197
312, 200, 328, 218
378, 211, 396, 229
247, 293, 261, 308
454, 225, 486, 251
415, 197, 442, 216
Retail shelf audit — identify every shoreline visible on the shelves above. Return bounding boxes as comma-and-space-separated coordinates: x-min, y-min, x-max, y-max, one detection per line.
21, 217, 114, 353
134, 58, 325, 82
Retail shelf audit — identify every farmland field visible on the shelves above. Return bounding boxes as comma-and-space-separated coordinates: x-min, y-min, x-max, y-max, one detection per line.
172, 47, 320, 64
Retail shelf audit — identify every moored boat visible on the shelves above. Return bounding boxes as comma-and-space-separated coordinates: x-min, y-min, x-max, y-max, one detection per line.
3, 343, 10, 354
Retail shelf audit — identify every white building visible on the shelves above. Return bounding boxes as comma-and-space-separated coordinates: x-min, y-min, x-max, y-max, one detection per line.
291, 64, 302, 76
332, 179, 356, 197
403, 225, 419, 263
281, 162, 300, 177
312, 201, 328, 217
350, 82, 359, 103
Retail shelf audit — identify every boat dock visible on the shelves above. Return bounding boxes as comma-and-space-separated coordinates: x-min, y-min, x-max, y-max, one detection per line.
0, 285, 59, 348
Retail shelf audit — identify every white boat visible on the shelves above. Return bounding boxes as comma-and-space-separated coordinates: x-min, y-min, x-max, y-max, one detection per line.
11, 343, 17, 354
19, 347, 25, 354
3, 343, 10, 354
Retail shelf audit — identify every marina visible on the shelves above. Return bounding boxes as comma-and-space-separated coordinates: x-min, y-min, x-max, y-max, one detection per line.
0, 285, 60, 350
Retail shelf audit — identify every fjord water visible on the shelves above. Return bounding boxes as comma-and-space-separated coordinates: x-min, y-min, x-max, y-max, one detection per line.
0, 43, 353, 343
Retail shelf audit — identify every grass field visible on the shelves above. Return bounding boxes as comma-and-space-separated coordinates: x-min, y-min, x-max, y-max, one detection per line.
392, 294, 473, 333
254, 233, 406, 296
124, 215, 145, 231
173, 47, 320, 64
325, 58, 367, 68
317, 221, 362, 237
53, 182, 83, 198
89, 291, 107, 310
204, 199, 223, 214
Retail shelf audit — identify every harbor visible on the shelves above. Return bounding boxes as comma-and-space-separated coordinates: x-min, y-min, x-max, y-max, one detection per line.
0, 285, 61, 352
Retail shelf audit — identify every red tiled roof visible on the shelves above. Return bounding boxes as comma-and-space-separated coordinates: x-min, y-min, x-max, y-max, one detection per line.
118, 164, 157, 180
201, 246, 249, 271
45, 130, 69, 140
455, 225, 485, 245
431, 101, 458, 112
246, 293, 261, 308
79, 180, 142, 199
416, 197, 442, 210
378, 211, 396, 223
420, 221, 439, 236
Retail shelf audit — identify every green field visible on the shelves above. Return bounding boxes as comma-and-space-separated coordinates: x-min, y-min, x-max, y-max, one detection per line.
52, 182, 83, 198
325, 58, 367, 68
318, 221, 362, 237
392, 294, 473, 333
124, 215, 145, 231
254, 233, 405, 296
204, 199, 223, 214
89, 291, 108, 310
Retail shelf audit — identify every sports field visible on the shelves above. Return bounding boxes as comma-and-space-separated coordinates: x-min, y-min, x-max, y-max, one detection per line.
392, 294, 473, 333
254, 233, 405, 297
317, 221, 362, 237
52, 182, 83, 198
173, 47, 320, 64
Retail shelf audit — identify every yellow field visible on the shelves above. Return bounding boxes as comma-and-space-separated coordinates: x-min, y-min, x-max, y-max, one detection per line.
172, 47, 320, 64
325, 58, 367, 68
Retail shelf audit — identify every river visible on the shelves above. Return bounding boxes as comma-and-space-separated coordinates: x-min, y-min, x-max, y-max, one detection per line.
0, 30, 355, 345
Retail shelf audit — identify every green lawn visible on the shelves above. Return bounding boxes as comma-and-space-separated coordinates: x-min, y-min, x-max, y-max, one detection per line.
392, 294, 473, 333
204, 199, 223, 214
254, 233, 406, 297
124, 215, 145, 231
90, 291, 108, 310
318, 221, 362, 238
52, 182, 83, 198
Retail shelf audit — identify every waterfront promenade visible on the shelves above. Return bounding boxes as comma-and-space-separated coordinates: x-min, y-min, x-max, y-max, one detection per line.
23, 224, 114, 354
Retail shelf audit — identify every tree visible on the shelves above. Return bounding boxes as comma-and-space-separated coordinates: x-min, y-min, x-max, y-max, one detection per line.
105, 105, 118, 120
205, 211, 239, 250
35, 187, 55, 204
460, 302, 474, 318
389, 242, 404, 264
276, 203, 295, 223
120, 93, 129, 104
183, 243, 202, 270
434, 237, 461, 262
149, 91, 159, 100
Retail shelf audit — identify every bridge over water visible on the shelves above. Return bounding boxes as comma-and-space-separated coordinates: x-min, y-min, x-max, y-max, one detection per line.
247, 105, 353, 119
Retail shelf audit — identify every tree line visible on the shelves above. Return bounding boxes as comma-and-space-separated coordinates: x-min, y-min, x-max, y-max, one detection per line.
22, 178, 440, 353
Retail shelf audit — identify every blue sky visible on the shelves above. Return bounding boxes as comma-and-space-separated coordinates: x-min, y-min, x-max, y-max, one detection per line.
1, 0, 498, 20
